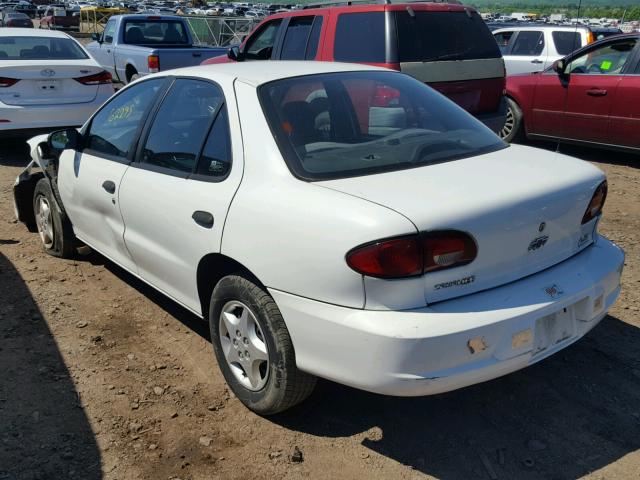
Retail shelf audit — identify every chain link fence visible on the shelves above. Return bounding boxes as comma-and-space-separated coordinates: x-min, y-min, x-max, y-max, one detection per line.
184, 16, 257, 47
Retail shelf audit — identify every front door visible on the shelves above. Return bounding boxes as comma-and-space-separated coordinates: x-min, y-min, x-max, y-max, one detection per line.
57, 78, 165, 272
118, 78, 243, 314
562, 37, 637, 143
92, 18, 117, 78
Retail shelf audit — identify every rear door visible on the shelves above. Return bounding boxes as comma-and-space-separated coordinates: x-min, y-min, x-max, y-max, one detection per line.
562, 37, 637, 144
118, 78, 243, 313
503, 30, 547, 75
606, 41, 640, 148
57, 78, 166, 273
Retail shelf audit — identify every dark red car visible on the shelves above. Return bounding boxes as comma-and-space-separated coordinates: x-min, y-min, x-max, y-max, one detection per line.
503, 33, 640, 153
202, 1, 507, 133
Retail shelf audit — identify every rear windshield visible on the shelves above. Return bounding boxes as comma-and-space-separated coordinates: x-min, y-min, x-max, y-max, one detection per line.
395, 11, 501, 62
123, 20, 188, 45
258, 71, 506, 181
0, 36, 88, 60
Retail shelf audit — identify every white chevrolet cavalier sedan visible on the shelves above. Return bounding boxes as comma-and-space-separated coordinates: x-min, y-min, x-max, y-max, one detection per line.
13, 62, 624, 414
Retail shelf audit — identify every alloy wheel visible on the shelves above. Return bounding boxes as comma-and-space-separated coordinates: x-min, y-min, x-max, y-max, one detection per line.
500, 105, 515, 140
35, 195, 54, 250
219, 301, 269, 391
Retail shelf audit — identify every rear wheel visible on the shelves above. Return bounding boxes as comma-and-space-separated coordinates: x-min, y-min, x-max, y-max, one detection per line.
33, 178, 75, 258
126, 67, 140, 84
500, 97, 524, 143
209, 275, 316, 415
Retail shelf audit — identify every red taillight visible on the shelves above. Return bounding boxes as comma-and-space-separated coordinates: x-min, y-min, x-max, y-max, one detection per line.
148, 55, 160, 73
346, 231, 477, 279
0, 77, 19, 88
74, 70, 112, 85
582, 181, 608, 224
587, 31, 596, 44
346, 235, 422, 279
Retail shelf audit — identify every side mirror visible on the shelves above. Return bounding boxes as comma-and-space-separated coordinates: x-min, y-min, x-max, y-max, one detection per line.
48, 129, 80, 151
228, 45, 243, 61
552, 59, 566, 75
91, 33, 101, 42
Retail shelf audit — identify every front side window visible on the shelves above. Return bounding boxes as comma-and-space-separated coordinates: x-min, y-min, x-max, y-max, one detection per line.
566, 39, 637, 75
244, 19, 282, 60
552, 31, 581, 56
396, 11, 501, 62
510, 31, 545, 56
103, 19, 116, 44
141, 79, 225, 174
259, 71, 506, 181
334, 12, 385, 63
0, 36, 88, 60
86, 79, 164, 158
123, 20, 188, 45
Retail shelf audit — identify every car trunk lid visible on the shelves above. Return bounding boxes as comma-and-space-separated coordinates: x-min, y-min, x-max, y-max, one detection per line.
318, 145, 605, 304
0, 62, 101, 106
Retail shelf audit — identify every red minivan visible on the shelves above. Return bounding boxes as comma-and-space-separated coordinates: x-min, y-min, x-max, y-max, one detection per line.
202, 1, 507, 132
504, 33, 640, 152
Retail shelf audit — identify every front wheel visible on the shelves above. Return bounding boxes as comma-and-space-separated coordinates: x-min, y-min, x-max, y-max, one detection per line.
209, 275, 316, 415
33, 178, 75, 258
499, 97, 524, 143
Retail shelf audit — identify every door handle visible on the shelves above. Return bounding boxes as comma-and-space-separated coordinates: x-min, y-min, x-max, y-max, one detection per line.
531, 59, 543, 64
587, 89, 608, 97
102, 180, 116, 194
192, 210, 214, 229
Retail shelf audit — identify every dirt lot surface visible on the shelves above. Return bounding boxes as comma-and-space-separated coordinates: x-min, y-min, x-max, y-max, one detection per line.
1, 139, 639, 480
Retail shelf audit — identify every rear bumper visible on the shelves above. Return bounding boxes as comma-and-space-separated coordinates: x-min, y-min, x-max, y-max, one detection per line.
271, 236, 624, 396
0, 91, 111, 136
476, 96, 507, 134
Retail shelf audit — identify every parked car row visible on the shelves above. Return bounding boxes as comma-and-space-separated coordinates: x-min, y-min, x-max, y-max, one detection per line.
0, 1, 632, 414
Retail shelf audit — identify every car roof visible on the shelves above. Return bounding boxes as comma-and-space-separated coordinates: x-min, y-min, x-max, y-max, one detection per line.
0, 28, 70, 38
162, 61, 390, 87
493, 25, 590, 32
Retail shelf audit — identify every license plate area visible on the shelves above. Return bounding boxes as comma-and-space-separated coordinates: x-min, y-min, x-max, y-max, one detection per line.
36, 80, 59, 92
533, 306, 576, 356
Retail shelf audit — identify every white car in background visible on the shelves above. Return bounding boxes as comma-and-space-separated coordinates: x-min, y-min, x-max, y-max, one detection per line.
494, 25, 594, 75
0, 28, 113, 137
13, 62, 624, 415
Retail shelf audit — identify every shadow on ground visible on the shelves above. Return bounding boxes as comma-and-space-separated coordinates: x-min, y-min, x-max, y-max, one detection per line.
0, 252, 102, 480
0, 140, 30, 167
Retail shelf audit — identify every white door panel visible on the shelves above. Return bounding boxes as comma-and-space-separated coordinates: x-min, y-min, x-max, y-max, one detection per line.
57, 150, 135, 271
118, 168, 241, 312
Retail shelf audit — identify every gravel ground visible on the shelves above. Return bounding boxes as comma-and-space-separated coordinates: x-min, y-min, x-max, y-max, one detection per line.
1, 138, 639, 480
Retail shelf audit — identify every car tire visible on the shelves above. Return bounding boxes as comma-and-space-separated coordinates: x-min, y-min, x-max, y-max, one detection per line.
500, 97, 524, 143
33, 178, 75, 258
209, 275, 316, 415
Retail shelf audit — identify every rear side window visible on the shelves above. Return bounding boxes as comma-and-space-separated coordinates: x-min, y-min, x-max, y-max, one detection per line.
334, 12, 385, 63
552, 31, 581, 55
395, 11, 501, 62
510, 31, 545, 56
141, 79, 225, 174
280, 16, 323, 60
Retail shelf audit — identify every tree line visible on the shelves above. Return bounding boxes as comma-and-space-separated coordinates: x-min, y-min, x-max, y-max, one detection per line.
470, 2, 640, 20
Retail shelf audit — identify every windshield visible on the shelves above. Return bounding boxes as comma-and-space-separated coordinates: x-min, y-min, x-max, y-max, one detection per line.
123, 20, 188, 45
0, 36, 88, 60
259, 71, 506, 181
